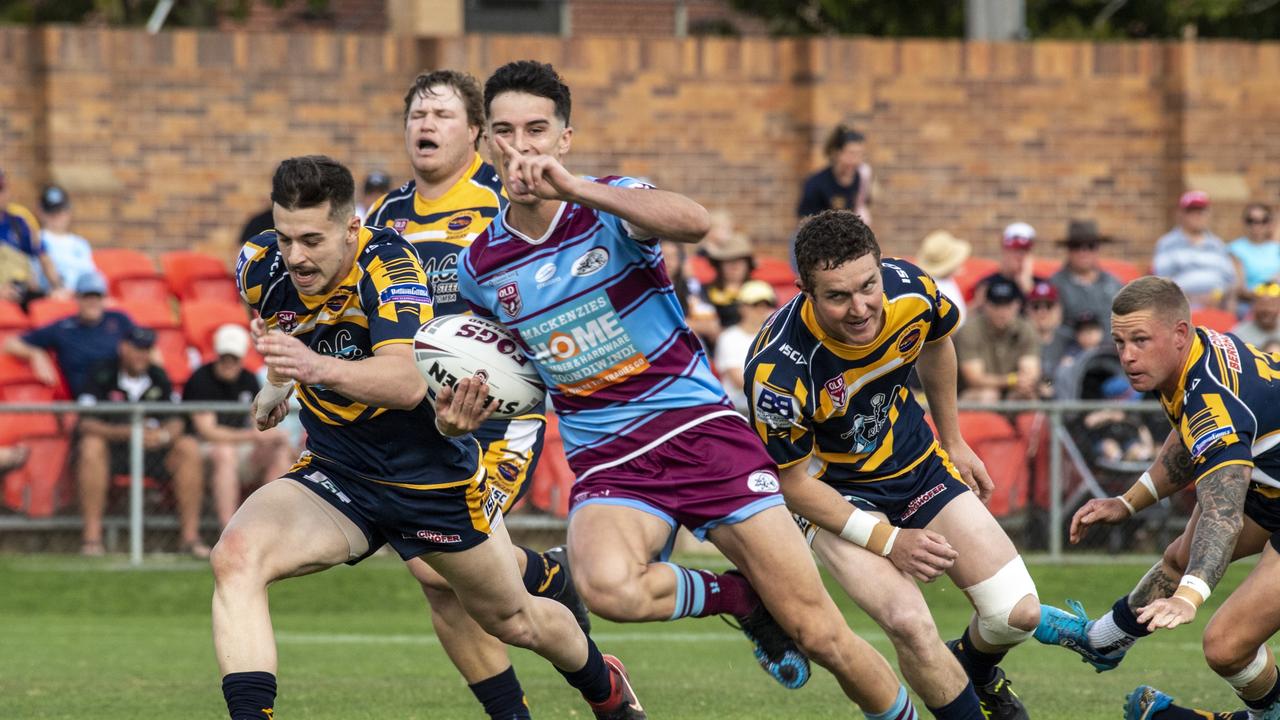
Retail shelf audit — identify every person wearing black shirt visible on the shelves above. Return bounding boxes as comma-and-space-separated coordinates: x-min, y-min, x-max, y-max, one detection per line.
76, 327, 206, 557
797, 125, 873, 224
182, 324, 293, 528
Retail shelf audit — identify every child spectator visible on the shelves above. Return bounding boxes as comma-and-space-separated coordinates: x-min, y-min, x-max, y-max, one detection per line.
35, 184, 97, 297
701, 230, 755, 329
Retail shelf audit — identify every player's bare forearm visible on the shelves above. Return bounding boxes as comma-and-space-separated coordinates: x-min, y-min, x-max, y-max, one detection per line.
320, 345, 427, 411
1149, 432, 1197, 495
566, 181, 710, 243
917, 337, 963, 446
778, 462, 856, 536
1184, 463, 1250, 590
1129, 560, 1182, 606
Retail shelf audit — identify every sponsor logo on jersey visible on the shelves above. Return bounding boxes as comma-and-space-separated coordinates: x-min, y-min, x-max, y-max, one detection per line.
447, 214, 474, 233
779, 343, 807, 365
754, 385, 798, 429
498, 282, 522, 318
1191, 425, 1234, 458
392, 218, 409, 234
897, 326, 922, 354
325, 290, 351, 313
1206, 329, 1242, 372
275, 310, 298, 333
378, 283, 432, 305
747, 470, 780, 493
824, 374, 849, 409
571, 247, 609, 277
534, 262, 557, 284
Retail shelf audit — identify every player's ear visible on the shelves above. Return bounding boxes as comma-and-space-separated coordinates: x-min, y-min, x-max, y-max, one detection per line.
557, 125, 573, 156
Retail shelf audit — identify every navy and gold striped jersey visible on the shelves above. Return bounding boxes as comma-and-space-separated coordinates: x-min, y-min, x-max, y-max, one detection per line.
237, 226, 478, 488
1161, 327, 1280, 487
365, 153, 504, 316
744, 258, 961, 487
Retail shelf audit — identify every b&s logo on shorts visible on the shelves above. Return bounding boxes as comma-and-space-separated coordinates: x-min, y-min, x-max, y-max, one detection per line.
824, 374, 849, 409
747, 470, 780, 493
275, 311, 298, 333
414, 529, 463, 544
392, 219, 409, 234
571, 247, 609, 277
897, 325, 923, 354
378, 283, 432, 305
498, 282, 522, 318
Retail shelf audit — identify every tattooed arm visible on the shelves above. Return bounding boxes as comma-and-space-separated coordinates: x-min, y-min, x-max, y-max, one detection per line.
1136, 462, 1251, 630
1151, 432, 1198, 494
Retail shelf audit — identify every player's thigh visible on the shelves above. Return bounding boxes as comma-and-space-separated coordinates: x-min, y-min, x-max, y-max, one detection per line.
568, 502, 678, 584
405, 555, 450, 592
708, 504, 830, 608
422, 521, 526, 618
215, 477, 362, 581
1205, 541, 1280, 662
811, 526, 935, 635
925, 490, 1020, 588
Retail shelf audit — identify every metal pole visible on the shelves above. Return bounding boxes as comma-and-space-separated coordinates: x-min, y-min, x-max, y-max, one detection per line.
1048, 405, 1064, 560
129, 408, 145, 566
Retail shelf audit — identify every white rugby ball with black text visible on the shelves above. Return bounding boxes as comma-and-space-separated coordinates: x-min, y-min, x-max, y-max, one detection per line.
413, 315, 545, 420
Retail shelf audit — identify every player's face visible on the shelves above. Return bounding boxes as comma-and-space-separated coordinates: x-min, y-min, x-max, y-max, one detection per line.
119, 341, 150, 375
805, 253, 885, 345
273, 201, 360, 296
404, 85, 479, 184
1111, 309, 1190, 394
487, 91, 572, 206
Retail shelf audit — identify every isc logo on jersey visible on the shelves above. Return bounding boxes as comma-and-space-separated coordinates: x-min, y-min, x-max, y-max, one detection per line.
531, 311, 626, 362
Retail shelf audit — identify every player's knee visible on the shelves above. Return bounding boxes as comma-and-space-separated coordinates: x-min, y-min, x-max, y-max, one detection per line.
476, 606, 537, 648
1203, 627, 1255, 676
880, 602, 941, 651
966, 556, 1039, 645
210, 527, 261, 585
576, 566, 648, 622
789, 618, 846, 667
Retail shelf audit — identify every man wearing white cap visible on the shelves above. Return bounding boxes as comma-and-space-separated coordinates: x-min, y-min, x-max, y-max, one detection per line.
182, 324, 294, 528
974, 222, 1046, 310
1154, 190, 1239, 311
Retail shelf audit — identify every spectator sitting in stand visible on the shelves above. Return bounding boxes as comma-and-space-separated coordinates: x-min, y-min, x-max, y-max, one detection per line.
0, 166, 64, 305
76, 327, 206, 558
661, 239, 720, 345
1229, 203, 1280, 305
797, 124, 873, 225
1050, 219, 1123, 333
701, 229, 755, 329
182, 324, 294, 530
356, 170, 392, 223
1153, 190, 1239, 311
1026, 280, 1071, 398
956, 275, 1042, 402
4, 272, 133, 395
714, 280, 777, 413
34, 184, 97, 297
1233, 282, 1280, 349
915, 229, 971, 325
973, 221, 1046, 310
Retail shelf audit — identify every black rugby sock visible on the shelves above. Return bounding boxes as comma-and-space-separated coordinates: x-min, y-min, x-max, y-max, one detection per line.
557, 639, 613, 704
521, 546, 568, 598
950, 627, 1006, 687
469, 665, 532, 720
222, 671, 276, 720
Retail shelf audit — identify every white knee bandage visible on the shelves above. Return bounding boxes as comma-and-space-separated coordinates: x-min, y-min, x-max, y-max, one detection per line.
1225, 646, 1272, 690
964, 556, 1038, 646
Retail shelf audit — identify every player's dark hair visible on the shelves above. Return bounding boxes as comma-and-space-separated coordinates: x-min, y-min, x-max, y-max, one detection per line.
484, 60, 571, 126
1111, 276, 1190, 324
271, 155, 355, 222
824, 124, 865, 159
403, 69, 486, 149
794, 210, 881, 291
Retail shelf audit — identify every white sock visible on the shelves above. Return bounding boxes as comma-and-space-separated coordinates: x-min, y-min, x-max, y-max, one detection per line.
1086, 611, 1137, 656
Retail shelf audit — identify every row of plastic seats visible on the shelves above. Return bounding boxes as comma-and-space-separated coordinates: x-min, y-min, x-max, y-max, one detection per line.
92, 249, 240, 305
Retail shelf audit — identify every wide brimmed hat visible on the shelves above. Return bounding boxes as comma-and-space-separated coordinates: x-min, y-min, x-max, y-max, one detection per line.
704, 231, 754, 261
917, 230, 971, 278
1056, 219, 1114, 246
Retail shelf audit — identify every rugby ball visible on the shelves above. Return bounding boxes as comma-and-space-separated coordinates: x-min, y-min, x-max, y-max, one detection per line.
413, 315, 545, 419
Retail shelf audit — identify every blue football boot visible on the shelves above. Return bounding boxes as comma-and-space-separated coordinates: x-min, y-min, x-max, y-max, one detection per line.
723, 571, 810, 689
1124, 685, 1173, 720
1033, 599, 1126, 672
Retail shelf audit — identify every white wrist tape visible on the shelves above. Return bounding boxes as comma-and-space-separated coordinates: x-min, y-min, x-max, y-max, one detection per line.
1116, 495, 1137, 517
1139, 472, 1159, 501
839, 508, 897, 556
1175, 574, 1212, 608
254, 380, 293, 422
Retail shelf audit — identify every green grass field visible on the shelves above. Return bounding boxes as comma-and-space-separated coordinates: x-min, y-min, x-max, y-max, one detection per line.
0, 553, 1258, 719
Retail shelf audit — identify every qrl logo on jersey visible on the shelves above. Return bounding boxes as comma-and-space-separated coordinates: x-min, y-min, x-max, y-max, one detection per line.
824, 374, 848, 409
392, 219, 408, 234
497, 282, 522, 318
275, 311, 298, 333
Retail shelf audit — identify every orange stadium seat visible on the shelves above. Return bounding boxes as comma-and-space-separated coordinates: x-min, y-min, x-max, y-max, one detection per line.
1032, 258, 1061, 278
955, 411, 1031, 518
689, 254, 715, 285
27, 298, 77, 328
528, 412, 573, 518
0, 300, 30, 346
751, 256, 796, 286
1191, 307, 1237, 333
95, 248, 170, 301
181, 300, 250, 360
952, 257, 1000, 302
1099, 258, 1145, 284
161, 251, 235, 301
0, 366, 67, 516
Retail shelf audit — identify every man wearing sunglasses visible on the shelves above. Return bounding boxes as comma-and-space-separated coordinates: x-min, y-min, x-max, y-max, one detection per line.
1050, 219, 1123, 334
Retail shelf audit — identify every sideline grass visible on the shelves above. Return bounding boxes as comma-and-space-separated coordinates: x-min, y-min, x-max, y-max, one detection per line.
0, 554, 1256, 719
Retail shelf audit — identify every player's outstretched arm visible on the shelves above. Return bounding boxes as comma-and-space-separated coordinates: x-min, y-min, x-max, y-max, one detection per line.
1075, 433, 1199, 542
916, 336, 994, 502
257, 332, 426, 410
1136, 462, 1250, 631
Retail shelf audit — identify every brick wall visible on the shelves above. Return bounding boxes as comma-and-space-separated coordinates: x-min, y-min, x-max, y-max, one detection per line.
3, 27, 1280, 266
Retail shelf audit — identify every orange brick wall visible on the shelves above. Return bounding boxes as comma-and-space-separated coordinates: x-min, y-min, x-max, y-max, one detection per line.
3, 27, 1280, 267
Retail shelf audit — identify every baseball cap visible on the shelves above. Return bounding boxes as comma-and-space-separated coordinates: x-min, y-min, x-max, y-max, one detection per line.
737, 280, 777, 307
986, 276, 1021, 305
1027, 280, 1058, 304
1180, 190, 1210, 210
1071, 311, 1101, 331
124, 326, 157, 349
40, 184, 69, 213
75, 272, 108, 296
213, 324, 250, 359
364, 171, 392, 194
1002, 222, 1036, 250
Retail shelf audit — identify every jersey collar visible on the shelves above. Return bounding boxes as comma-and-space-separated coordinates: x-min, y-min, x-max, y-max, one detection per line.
414, 153, 484, 212
799, 294, 890, 360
